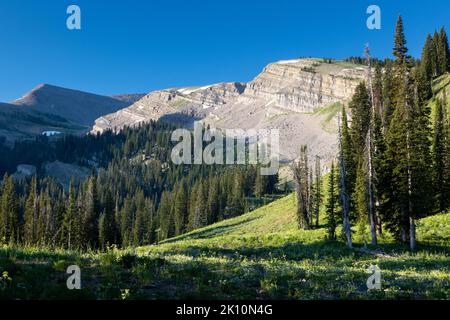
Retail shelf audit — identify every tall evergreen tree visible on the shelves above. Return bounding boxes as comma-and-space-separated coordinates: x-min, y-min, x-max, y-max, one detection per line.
433, 31, 442, 76
293, 145, 311, 230
382, 60, 396, 129
340, 107, 356, 217
421, 34, 435, 81
206, 177, 220, 224
439, 27, 450, 74
174, 180, 188, 235
24, 176, 38, 245
98, 191, 115, 249
393, 16, 408, 65
349, 82, 371, 156
338, 111, 353, 248
325, 162, 338, 240
62, 180, 77, 250
158, 191, 173, 241
83, 176, 100, 248
433, 98, 448, 212
0, 175, 19, 244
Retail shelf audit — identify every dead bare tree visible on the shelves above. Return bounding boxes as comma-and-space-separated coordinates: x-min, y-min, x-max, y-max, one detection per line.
365, 44, 378, 246
314, 156, 321, 227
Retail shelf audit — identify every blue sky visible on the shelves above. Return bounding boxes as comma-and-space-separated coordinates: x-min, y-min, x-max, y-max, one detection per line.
0, 0, 449, 102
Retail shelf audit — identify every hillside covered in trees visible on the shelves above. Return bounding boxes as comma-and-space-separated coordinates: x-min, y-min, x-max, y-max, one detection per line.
0, 121, 280, 251
294, 16, 450, 253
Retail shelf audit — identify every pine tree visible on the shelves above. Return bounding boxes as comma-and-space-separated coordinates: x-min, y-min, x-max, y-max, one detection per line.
373, 63, 384, 115
206, 177, 220, 224
121, 196, 135, 246
349, 82, 371, 156
83, 176, 99, 248
254, 170, 264, 199
439, 27, 450, 74
293, 145, 311, 229
433, 98, 448, 212
338, 112, 353, 247
382, 60, 396, 129
174, 180, 188, 235
62, 180, 77, 250
433, 31, 442, 76
325, 162, 338, 240
0, 175, 19, 244
340, 107, 357, 218
421, 34, 434, 80
190, 180, 207, 229
132, 191, 147, 246
229, 174, 244, 217
98, 191, 115, 249
24, 176, 38, 245
393, 16, 408, 66
386, 59, 433, 249
420, 34, 434, 100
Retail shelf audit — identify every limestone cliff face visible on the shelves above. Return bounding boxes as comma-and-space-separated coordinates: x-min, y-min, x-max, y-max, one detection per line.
93, 58, 366, 165
242, 59, 365, 113
93, 82, 245, 131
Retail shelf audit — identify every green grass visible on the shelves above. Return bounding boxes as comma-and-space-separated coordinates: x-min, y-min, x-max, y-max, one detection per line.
428, 74, 450, 121
314, 102, 342, 133
1, 194, 448, 300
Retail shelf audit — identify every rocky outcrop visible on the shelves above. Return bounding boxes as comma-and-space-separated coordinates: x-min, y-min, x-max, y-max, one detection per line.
243, 59, 365, 112
93, 58, 366, 165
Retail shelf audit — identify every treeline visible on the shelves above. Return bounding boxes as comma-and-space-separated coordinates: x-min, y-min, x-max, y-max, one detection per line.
0, 121, 279, 250
320, 17, 450, 250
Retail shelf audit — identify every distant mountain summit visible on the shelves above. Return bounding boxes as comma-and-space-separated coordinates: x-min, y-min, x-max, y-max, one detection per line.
111, 94, 147, 105
0, 84, 140, 144
13, 84, 129, 126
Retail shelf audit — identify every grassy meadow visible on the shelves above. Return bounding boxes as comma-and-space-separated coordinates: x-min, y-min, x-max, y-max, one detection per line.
0, 194, 448, 300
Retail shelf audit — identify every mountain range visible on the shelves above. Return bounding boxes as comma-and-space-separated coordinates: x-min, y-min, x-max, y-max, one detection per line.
0, 58, 367, 165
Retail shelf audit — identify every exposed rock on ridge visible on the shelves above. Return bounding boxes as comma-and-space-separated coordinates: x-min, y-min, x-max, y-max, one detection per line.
93, 58, 366, 165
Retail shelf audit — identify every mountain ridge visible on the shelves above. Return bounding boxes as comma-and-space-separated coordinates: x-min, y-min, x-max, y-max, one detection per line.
93, 58, 367, 165
0, 84, 142, 143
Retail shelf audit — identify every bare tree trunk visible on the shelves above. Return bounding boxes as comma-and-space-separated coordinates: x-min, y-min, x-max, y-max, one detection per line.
407, 126, 415, 251
366, 131, 378, 246
315, 156, 321, 227
309, 170, 314, 226
365, 45, 378, 246
401, 207, 407, 243
409, 216, 416, 251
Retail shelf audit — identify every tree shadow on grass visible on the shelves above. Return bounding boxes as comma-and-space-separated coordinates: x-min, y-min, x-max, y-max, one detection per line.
158, 239, 450, 263
163, 216, 259, 243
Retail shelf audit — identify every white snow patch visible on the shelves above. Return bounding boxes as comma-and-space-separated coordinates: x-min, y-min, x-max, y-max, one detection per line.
42, 131, 62, 137
278, 59, 302, 64
177, 84, 215, 95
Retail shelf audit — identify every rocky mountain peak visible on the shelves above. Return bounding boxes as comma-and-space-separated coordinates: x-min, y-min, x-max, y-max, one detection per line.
91, 58, 366, 167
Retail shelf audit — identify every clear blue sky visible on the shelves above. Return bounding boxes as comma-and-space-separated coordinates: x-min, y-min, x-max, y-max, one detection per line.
0, 0, 449, 102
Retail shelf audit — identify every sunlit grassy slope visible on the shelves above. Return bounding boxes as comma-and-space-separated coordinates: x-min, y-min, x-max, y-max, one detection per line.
429, 74, 450, 120
130, 194, 449, 299
1, 194, 449, 299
